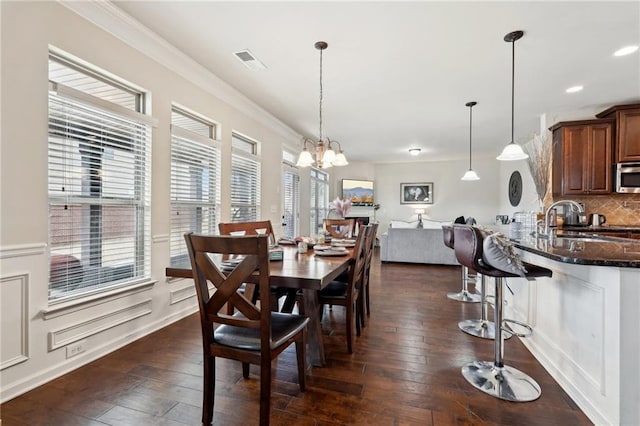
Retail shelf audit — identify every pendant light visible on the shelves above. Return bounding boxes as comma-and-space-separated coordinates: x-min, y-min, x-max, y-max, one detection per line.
497, 30, 529, 161
461, 101, 480, 181
296, 41, 348, 169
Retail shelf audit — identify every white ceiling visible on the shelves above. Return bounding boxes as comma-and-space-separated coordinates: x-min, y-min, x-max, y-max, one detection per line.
112, 1, 640, 163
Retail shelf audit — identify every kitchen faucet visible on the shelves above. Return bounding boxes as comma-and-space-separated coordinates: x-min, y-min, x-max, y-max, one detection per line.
539, 200, 585, 238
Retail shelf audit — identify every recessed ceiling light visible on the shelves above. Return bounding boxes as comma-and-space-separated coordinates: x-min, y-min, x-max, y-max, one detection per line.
409, 148, 421, 156
614, 45, 639, 57
566, 85, 583, 93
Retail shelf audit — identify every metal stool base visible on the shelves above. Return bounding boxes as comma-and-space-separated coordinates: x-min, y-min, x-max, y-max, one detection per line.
458, 319, 511, 340
461, 361, 541, 402
447, 291, 481, 303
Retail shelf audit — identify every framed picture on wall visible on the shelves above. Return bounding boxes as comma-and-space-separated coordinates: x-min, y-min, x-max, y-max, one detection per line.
400, 182, 433, 204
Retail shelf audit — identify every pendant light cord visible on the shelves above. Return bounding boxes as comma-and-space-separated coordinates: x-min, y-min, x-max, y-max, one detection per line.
469, 104, 473, 169
319, 47, 323, 141
511, 38, 515, 145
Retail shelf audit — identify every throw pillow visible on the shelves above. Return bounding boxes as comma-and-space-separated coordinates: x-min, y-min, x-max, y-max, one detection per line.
454, 216, 466, 224
482, 232, 527, 277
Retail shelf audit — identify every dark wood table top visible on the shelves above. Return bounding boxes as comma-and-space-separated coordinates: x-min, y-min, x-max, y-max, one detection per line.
165, 245, 353, 290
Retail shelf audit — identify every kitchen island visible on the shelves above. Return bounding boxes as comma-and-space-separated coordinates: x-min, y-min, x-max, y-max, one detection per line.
502, 230, 639, 425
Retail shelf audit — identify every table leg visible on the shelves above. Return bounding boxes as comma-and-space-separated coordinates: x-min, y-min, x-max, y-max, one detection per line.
302, 288, 325, 367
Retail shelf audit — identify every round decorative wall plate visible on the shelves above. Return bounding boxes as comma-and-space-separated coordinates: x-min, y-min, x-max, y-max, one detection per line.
508, 171, 522, 207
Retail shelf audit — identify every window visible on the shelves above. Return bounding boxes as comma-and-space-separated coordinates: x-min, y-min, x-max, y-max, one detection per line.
310, 169, 329, 236
170, 107, 221, 266
282, 150, 300, 239
230, 133, 261, 222
47, 54, 153, 302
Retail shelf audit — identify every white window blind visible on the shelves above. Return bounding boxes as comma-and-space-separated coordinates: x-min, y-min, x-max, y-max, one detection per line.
170, 109, 221, 266
282, 164, 300, 239
48, 59, 151, 302
231, 134, 261, 222
310, 169, 329, 236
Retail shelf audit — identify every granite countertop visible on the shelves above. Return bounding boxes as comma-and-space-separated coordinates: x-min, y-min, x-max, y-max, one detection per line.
562, 225, 640, 233
512, 232, 640, 268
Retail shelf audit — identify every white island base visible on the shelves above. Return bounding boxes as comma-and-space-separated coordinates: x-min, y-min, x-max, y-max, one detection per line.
504, 251, 640, 426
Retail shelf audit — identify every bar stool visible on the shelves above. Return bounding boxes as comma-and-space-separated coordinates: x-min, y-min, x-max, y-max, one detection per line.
442, 225, 481, 303
443, 225, 503, 339
453, 225, 552, 402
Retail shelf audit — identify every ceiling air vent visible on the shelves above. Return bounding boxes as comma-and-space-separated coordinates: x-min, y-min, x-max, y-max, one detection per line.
233, 49, 267, 70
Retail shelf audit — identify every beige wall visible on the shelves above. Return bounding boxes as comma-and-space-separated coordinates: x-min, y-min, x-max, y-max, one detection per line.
373, 157, 501, 232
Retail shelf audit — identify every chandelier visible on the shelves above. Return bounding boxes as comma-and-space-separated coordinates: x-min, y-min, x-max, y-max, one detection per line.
296, 41, 348, 169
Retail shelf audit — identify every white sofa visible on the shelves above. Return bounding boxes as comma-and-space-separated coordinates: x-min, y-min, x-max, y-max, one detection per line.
379, 221, 459, 265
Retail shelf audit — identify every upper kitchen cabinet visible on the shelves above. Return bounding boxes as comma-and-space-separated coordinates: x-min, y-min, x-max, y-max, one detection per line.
551, 119, 614, 196
596, 103, 640, 163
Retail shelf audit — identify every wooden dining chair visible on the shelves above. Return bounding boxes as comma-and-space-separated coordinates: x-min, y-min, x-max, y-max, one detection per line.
184, 233, 309, 426
219, 220, 294, 312
218, 220, 276, 245
323, 218, 355, 239
318, 224, 371, 353
362, 222, 378, 319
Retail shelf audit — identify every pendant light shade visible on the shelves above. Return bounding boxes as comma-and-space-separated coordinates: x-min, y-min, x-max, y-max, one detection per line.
461, 169, 480, 181
296, 41, 348, 168
461, 101, 480, 181
497, 30, 529, 161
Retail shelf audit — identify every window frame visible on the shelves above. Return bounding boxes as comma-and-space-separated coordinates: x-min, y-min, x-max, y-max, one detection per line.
282, 150, 300, 239
230, 132, 261, 223
310, 168, 329, 236
47, 53, 153, 303
169, 106, 221, 266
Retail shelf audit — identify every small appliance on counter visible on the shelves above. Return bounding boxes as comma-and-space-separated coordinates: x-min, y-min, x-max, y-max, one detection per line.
589, 213, 607, 226
564, 210, 588, 226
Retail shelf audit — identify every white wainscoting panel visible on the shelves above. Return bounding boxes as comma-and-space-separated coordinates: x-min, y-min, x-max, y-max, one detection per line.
1, 273, 29, 370
169, 285, 196, 305
48, 299, 152, 350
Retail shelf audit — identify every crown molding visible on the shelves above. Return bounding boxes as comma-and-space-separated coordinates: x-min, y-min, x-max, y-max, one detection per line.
58, 0, 301, 142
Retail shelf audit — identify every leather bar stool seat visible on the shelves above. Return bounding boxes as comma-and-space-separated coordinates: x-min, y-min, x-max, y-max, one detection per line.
453, 225, 552, 402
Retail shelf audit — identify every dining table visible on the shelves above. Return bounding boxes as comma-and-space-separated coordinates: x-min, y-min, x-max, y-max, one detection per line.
165, 244, 353, 367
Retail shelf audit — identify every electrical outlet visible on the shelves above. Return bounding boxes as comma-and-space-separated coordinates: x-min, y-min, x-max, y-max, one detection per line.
66, 340, 87, 359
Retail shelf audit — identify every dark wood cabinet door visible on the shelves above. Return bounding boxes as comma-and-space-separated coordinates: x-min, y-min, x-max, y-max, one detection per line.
617, 109, 640, 162
552, 119, 613, 196
587, 123, 613, 193
562, 126, 589, 194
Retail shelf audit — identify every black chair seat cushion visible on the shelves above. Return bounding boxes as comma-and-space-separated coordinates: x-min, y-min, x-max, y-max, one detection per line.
318, 280, 348, 298
214, 312, 309, 351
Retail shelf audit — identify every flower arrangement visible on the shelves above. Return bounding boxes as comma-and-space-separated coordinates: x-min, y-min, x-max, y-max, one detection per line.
523, 132, 552, 208
329, 197, 352, 218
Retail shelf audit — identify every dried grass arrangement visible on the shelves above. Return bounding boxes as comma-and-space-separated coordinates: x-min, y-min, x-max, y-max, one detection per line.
523, 132, 552, 208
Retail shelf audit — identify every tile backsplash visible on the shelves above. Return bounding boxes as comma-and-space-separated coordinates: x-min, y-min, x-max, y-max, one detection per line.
557, 193, 640, 225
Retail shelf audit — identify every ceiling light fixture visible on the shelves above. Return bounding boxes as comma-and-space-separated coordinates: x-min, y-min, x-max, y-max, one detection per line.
614, 45, 639, 56
497, 30, 529, 161
409, 148, 421, 156
461, 101, 480, 181
565, 85, 583, 93
296, 41, 348, 169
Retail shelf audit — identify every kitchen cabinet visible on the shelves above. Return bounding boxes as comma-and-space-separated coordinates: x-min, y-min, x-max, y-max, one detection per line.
551, 119, 614, 196
596, 103, 640, 162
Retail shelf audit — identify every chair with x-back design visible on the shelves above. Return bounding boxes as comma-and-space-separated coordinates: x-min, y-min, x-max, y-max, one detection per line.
184, 233, 309, 425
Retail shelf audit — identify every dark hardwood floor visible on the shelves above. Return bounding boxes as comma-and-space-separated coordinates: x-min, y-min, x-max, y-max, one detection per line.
1, 255, 592, 425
